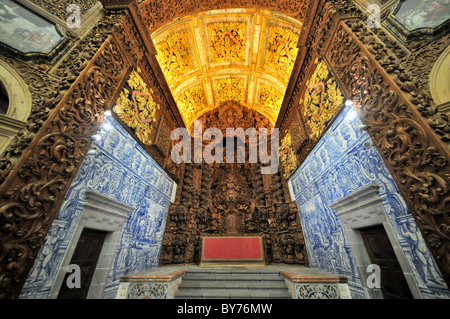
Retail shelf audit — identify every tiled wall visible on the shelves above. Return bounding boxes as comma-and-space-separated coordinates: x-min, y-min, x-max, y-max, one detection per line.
289, 105, 449, 299
20, 116, 176, 299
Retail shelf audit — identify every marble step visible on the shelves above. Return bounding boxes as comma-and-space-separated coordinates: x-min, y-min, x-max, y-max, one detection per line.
175, 288, 291, 299
180, 280, 288, 289
174, 269, 291, 299
181, 272, 283, 281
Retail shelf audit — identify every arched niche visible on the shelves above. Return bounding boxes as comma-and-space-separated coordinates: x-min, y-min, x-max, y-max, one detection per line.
429, 44, 450, 106
0, 59, 32, 154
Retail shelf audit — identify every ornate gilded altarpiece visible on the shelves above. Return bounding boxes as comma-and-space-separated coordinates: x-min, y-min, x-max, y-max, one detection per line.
161, 101, 309, 266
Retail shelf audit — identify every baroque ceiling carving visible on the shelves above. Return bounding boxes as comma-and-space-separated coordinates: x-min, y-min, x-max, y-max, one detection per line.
151, 9, 302, 129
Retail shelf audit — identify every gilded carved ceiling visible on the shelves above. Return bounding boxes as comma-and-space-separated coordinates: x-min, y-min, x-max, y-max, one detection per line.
151, 9, 302, 129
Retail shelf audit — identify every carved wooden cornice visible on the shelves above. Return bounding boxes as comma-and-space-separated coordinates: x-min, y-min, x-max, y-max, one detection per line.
138, 0, 310, 34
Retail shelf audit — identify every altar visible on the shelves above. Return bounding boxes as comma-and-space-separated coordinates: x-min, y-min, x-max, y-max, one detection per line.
200, 236, 265, 266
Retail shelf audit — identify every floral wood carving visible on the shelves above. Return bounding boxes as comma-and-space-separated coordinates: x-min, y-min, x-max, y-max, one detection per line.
0, 38, 128, 299
326, 23, 450, 288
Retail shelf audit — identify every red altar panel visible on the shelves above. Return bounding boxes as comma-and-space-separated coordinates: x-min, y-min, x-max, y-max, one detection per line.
201, 236, 264, 262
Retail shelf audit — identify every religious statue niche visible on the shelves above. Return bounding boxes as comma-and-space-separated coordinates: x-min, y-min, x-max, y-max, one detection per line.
209, 164, 255, 235
299, 57, 345, 140
0, 0, 70, 63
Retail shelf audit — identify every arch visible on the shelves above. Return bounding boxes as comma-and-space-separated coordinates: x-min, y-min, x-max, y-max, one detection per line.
0, 59, 32, 154
149, 8, 303, 127
429, 44, 450, 106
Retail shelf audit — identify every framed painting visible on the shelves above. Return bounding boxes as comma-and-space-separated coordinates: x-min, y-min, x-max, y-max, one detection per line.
383, 0, 450, 47
0, 0, 70, 63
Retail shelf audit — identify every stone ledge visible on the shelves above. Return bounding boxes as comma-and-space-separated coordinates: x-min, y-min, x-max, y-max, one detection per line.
280, 271, 348, 284
120, 270, 186, 283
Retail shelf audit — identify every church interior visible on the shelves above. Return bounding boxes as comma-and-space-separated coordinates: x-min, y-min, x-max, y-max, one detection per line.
0, 0, 449, 300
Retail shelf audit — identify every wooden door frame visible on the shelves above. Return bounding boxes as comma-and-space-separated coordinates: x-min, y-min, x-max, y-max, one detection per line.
359, 224, 413, 299
57, 228, 108, 299
48, 190, 135, 299
329, 184, 422, 299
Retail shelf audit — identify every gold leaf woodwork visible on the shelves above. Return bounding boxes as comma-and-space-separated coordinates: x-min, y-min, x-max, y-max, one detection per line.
115, 69, 160, 145
265, 24, 300, 80
177, 83, 208, 127
280, 131, 297, 179
300, 58, 344, 139
207, 21, 246, 64
257, 83, 284, 123
156, 31, 195, 87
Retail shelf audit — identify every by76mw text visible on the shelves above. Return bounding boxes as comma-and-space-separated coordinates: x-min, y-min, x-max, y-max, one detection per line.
222, 303, 272, 314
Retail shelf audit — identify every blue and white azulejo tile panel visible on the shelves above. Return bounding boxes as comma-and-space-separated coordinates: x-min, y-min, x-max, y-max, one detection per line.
289, 105, 450, 299
20, 116, 176, 299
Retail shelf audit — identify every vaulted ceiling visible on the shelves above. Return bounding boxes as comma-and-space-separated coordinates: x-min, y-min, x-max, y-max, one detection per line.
150, 9, 302, 129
